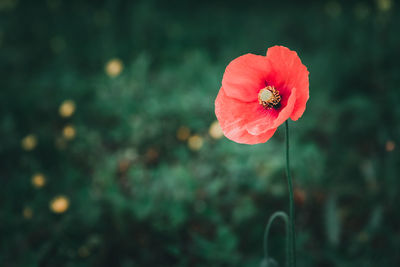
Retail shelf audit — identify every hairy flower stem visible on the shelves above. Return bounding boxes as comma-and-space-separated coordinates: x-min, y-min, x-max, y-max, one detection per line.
285, 120, 296, 267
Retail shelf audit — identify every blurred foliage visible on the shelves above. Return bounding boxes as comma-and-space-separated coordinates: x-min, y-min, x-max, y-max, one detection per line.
1, 0, 400, 266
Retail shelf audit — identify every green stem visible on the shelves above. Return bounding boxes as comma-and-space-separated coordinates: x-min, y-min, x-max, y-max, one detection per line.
263, 211, 289, 267
285, 120, 296, 267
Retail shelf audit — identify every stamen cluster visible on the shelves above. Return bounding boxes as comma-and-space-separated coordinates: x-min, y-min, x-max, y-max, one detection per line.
258, 86, 281, 109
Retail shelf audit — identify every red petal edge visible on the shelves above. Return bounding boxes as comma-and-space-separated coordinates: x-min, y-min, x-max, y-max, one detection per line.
222, 53, 271, 103
266, 46, 309, 120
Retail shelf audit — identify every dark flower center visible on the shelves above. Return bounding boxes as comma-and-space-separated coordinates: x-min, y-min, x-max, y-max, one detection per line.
258, 86, 281, 109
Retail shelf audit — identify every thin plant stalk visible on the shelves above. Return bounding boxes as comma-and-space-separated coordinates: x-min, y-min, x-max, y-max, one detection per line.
285, 120, 296, 267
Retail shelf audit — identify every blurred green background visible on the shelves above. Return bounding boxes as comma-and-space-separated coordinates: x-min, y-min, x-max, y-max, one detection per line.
1, 0, 400, 266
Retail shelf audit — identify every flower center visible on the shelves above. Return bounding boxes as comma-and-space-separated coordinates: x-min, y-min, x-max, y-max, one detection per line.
258, 86, 281, 109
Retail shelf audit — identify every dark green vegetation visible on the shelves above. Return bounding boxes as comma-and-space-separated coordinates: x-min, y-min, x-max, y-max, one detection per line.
1, 0, 400, 266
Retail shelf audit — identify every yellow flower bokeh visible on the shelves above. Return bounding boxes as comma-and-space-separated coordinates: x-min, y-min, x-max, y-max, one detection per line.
50, 195, 70, 214
59, 100, 76, 118
32, 173, 46, 188
188, 135, 203, 151
105, 58, 123, 77
63, 124, 76, 140
21, 134, 37, 151
208, 121, 224, 139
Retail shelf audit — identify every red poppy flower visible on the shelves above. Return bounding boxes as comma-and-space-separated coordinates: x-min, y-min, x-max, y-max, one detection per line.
215, 46, 309, 144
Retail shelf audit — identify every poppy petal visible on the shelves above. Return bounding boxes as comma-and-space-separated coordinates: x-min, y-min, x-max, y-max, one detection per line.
245, 87, 297, 135
215, 87, 277, 144
266, 46, 309, 120
222, 54, 271, 102
237, 127, 277, 145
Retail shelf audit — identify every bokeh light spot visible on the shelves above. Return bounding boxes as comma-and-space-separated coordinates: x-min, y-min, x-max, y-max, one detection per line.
105, 58, 124, 77
208, 121, 223, 139
32, 173, 46, 188
22, 207, 33, 219
63, 124, 76, 140
59, 100, 76, 118
177, 126, 190, 141
377, 0, 392, 11
50, 195, 70, 214
386, 140, 395, 152
188, 135, 203, 151
21, 134, 37, 151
